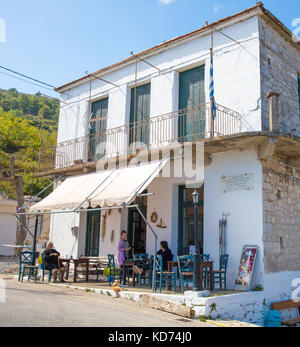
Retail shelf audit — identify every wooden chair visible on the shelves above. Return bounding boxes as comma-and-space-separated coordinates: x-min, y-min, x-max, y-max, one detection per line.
20, 265, 38, 283
137, 255, 153, 288
213, 254, 229, 289
154, 255, 177, 293
177, 255, 194, 292
18, 251, 35, 282
271, 300, 300, 327
199, 254, 210, 288
41, 252, 52, 282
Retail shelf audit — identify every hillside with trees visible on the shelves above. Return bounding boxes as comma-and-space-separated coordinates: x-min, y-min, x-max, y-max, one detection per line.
0, 88, 58, 199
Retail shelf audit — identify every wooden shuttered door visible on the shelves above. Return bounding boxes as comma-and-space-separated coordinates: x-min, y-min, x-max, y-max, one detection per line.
179, 66, 206, 141
89, 98, 108, 162
129, 83, 151, 146
85, 210, 101, 257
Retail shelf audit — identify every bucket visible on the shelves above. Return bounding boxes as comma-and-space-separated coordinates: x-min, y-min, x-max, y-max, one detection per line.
265, 310, 282, 327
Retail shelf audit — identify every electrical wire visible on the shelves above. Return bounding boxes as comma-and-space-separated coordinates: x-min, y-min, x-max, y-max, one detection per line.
0, 70, 55, 93
0, 65, 55, 88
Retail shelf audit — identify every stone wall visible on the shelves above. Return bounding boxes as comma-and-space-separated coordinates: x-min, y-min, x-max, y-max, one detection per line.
262, 158, 300, 274
259, 17, 300, 135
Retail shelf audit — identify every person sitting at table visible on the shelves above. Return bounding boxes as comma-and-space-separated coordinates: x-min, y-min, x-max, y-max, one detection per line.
157, 241, 173, 271
43, 241, 65, 283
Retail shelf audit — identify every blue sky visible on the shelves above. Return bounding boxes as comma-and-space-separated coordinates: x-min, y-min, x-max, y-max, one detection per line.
0, 0, 299, 97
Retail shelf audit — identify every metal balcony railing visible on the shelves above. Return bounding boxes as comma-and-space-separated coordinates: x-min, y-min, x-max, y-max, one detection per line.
38, 103, 241, 173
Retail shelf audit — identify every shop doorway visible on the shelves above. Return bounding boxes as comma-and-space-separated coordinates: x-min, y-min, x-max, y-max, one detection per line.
127, 194, 148, 255
178, 185, 204, 255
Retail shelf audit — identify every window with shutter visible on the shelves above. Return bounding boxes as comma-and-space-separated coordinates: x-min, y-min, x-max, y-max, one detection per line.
129, 83, 151, 146
88, 98, 108, 162
179, 66, 205, 141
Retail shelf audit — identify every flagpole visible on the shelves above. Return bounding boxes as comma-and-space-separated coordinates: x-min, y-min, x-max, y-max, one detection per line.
210, 27, 215, 139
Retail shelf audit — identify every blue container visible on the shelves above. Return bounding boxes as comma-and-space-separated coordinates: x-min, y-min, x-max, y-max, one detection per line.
265, 310, 282, 327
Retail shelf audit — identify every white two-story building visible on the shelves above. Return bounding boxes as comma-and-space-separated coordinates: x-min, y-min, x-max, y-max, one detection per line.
32, 3, 300, 305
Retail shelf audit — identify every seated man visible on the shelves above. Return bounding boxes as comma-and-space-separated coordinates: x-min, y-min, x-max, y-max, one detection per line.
43, 241, 65, 283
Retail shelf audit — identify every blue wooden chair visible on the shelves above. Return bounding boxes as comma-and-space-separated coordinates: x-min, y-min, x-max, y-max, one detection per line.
137, 255, 153, 288
18, 251, 35, 282
154, 254, 177, 293
134, 253, 148, 267
213, 254, 229, 289
199, 254, 210, 262
199, 254, 210, 288
177, 255, 194, 292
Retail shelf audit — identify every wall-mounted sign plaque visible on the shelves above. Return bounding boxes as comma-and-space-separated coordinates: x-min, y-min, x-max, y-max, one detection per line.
221, 173, 254, 193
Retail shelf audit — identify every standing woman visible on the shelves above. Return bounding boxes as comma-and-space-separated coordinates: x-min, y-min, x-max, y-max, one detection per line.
118, 230, 131, 284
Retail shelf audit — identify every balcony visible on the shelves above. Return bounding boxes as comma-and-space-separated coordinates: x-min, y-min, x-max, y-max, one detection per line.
38, 103, 241, 173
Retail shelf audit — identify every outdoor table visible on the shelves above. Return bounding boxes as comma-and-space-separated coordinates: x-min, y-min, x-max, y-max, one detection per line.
122, 259, 141, 287
59, 258, 71, 280
73, 258, 89, 283
168, 260, 214, 291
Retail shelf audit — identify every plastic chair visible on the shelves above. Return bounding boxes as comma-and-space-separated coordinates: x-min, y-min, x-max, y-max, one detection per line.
18, 251, 35, 282
177, 255, 194, 292
213, 254, 229, 289
154, 254, 177, 293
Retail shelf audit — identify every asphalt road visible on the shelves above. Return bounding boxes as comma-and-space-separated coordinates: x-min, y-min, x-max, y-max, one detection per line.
0, 276, 214, 328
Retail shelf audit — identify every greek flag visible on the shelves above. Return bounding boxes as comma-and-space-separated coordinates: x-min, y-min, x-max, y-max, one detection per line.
209, 55, 217, 120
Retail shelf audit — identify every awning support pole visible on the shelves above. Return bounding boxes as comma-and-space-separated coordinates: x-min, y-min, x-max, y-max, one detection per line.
32, 216, 39, 264
136, 206, 158, 293
15, 214, 34, 239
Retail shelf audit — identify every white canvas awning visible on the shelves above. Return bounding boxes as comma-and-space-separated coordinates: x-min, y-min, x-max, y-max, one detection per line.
30, 160, 168, 212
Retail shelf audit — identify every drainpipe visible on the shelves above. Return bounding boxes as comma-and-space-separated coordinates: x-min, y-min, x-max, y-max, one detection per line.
266, 92, 280, 132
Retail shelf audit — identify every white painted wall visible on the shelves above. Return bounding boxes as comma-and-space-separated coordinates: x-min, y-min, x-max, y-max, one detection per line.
98, 209, 122, 258
204, 148, 264, 289
263, 271, 300, 305
49, 212, 80, 258
0, 213, 17, 256
57, 16, 261, 151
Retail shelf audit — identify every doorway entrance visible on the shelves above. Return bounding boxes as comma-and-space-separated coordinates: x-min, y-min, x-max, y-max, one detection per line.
127, 194, 147, 255
178, 185, 204, 255
85, 210, 101, 257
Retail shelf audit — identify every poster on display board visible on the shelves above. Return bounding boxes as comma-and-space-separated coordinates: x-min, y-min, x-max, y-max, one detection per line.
234, 245, 259, 291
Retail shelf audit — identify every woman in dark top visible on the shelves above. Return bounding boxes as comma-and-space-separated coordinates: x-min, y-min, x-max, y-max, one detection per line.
43, 241, 65, 283
157, 241, 173, 271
